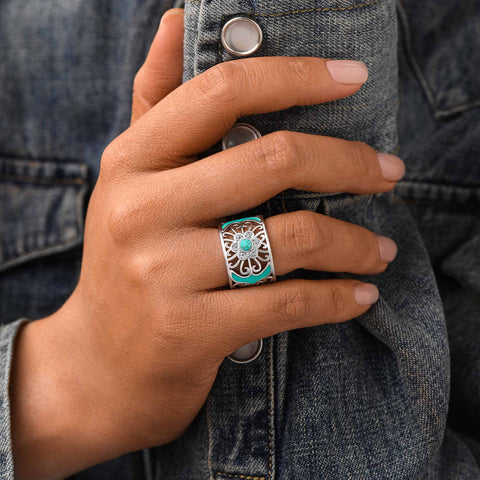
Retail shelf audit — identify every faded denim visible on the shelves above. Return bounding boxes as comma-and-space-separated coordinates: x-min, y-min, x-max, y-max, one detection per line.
0, 0, 479, 479
396, 0, 480, 473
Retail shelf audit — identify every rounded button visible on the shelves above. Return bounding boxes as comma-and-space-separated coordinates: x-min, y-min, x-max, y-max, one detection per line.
221, 17, 263, 57
227, 339, 263, 364
222, 123, 262, 150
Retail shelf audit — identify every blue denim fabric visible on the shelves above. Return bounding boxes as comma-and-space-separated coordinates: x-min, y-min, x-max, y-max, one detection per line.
396, 0, 480, 473
0, 0, 478, 479
0, 2, 178, 478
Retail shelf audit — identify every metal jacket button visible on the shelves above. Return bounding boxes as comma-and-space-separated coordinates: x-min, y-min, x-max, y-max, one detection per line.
222, 122, 261, 150
228, 339, 263, 364
223, 122, 262, 364
221, 17, 263, 57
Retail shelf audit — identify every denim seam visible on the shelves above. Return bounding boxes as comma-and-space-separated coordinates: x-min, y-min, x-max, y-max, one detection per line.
216, 474, 265, 480
0, 237, 84, 273
207, 396, 214, 480
0, 178, 87, 273
398, 180, 480, 193
0, 175, 85, 185
213, 338, 274, 480
396, 0, 437, 115
191, 0, 383, 16
218, 14, 225, 64
267, 336, 275, 479
0, 318, 30, 479
434, 99, 480, 119
395, 180, 480, 205
397, 0, 480, 119
279, 192, 343, 200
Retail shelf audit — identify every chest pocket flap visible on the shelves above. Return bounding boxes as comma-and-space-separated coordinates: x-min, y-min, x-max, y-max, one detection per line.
0, 157, 89, 273
399, 0, 480, 118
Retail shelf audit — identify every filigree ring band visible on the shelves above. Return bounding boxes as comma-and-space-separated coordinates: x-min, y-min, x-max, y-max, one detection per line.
218, 215, 277, 289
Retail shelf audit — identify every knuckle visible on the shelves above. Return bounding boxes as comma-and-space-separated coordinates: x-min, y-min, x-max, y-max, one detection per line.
124, 251, 159, 288
285, 210, 321, 257
274, 285, 309, 325
330, 285, 347, 317
258, 131, 299, 175
99, 138, 130, 180
132, 70, 151, 106
132, 70, 143, 94
285, 57, 313, 87
123, 248, 175, 297
106, 190, 173, 247
107, 201, 142, 247
196, 63, 243, 104
100, 142, 118, 176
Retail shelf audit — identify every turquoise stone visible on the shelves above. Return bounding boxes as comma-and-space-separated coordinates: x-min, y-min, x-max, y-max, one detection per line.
239, 238, 252, 251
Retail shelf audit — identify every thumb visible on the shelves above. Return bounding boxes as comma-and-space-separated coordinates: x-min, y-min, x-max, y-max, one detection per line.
131, 8, 184, 124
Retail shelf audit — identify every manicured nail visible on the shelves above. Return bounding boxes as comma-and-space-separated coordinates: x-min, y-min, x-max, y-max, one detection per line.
326, 60, 369, 84
377, 153, 406, 181
353, 283, 379, 305
376, 235, 398, 262
160, 8, 183, 28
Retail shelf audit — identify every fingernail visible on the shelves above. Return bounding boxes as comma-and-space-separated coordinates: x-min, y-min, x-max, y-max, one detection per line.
353, 283, 379, 305
377, 153, 406, 181
326, 60, 369, 84
376, 235, 398, 262
160, 8, 182, 28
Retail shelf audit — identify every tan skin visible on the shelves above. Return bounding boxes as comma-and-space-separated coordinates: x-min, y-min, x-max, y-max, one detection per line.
9, 9, 404, 480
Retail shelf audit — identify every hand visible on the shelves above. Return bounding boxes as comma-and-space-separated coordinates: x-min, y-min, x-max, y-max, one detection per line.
10, 8, 404, 479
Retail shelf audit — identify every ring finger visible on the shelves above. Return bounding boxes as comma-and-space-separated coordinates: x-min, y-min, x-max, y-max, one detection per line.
187, 210, 397, 291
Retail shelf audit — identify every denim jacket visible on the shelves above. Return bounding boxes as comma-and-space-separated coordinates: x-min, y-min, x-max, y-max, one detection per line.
1, 0, 479, 478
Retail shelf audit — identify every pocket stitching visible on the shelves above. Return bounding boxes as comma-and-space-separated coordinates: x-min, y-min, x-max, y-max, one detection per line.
0, 179, 87, 274
0, 159, 89, 273
0, 175, 85, 186
192, 0, 384, 16
398, 0, 480, 118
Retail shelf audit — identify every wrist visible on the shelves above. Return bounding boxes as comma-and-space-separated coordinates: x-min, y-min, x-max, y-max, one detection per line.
9, 298, 123, 479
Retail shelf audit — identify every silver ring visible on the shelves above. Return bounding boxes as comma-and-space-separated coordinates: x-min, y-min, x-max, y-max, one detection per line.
218, 214, 276, 289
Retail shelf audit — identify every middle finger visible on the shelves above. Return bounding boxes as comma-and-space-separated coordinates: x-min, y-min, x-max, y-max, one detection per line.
164, 131, 405, 225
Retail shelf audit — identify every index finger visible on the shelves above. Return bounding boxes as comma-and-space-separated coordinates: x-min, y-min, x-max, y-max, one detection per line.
114, 57, 368, 171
